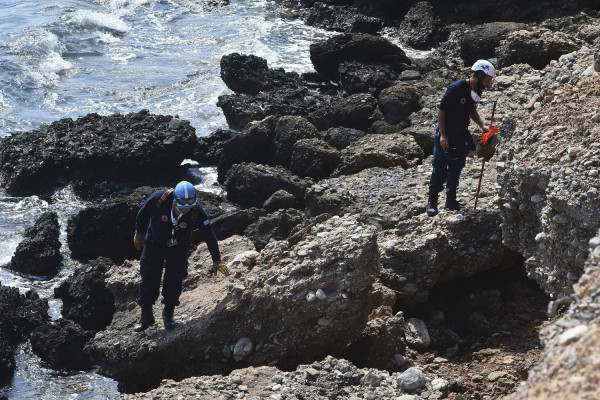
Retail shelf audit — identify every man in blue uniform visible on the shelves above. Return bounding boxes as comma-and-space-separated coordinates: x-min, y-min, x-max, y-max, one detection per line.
426, 60, 495, 216
132, 181, 230, 331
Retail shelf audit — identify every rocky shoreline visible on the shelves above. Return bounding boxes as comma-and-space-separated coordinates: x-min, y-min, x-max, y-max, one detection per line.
0, 0, 599, 399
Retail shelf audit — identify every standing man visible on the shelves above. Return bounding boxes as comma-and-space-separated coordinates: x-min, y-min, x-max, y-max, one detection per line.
132, 181, 230, 331
426, 60, 495, 216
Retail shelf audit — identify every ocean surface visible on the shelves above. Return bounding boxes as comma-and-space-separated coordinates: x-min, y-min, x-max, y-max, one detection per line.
0, 0, 332, 398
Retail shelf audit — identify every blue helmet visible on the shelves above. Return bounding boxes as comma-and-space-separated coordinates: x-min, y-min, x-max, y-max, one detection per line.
174, 181, 197, 209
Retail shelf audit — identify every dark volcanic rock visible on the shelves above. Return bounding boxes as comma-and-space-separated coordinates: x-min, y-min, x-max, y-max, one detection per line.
496, 28, 580, 69
30, 319, 93, 371
243, 209, 305, 250
0, 284, 48, 386
290, 138, 342, 180
224, 163, 314, 208
54, 259, 116, 332
220, 53, 302, 95
0, 111, 197, 197
309, 33, 411, 80
338, 61, 399, 96
378, 85, 421, 125
217, 117, 277, 182
397, 1, 446, 50
304, 2, 383, 33
67, 187, 156, 262
272, 116, 320, 168
7, 211, 62, 277
194, 128, 238, 165
459, 22, 527, 65
322, 126, 367, 150
307, 92, 378, 131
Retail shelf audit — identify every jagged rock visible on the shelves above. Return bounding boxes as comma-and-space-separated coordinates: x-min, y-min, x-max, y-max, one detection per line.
7, 211, 62, 277
309, 33, 410, 79
217, 117, 277, 182
30, 319, 93, 371
459, 22, 526, 64
378, 85, 421, 125
378, 210, 504, 307
321, 126, 367, 150
0, 284, 48, 386
262, 190, 300, 213
397, 1, 446, 50
338, 61, 399, 96
494, 61, 600, 297
0, 111, 197, 197
307, 92, 378, 131
243, 209, 305, 250
272, 116, 320, 168
303, 3, 383, 34
86, 215, 382, 392
54, 259, 116, 332
194, 128, 237, 165
224, 163, 314, 208
404, 318, 431, 349
506, 231, 600, 400
289, 138, 341, 180
344, 313, 405, 370
220, 53, 302, 96
496, 28, 580, 69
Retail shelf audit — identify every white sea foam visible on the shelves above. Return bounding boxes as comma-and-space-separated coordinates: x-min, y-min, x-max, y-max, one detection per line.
69, 10, 130, 34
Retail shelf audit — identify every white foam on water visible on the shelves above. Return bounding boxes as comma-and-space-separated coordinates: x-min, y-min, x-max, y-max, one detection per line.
68, 10, 130, 34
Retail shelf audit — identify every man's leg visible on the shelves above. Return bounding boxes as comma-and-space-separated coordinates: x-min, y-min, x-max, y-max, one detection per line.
134, 242, 166, 332
427, 130, 447, 216
161, 246, 189, 329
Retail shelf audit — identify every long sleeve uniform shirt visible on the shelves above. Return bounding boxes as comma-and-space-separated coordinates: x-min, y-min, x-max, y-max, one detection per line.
135, 189, 221, 261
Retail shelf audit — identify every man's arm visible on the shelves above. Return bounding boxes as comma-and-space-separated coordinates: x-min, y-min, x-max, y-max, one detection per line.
438, 109, 449, 149
470, 108, 487, 132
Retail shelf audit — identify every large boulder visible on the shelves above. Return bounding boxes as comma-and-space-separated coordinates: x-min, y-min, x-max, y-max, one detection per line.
396, 1, 446, 50
378, 85, 421, 125
289, 138, 342, 180
377, 210, 505, 307
496, 28, 580, 69
54, 259, 116, 332
220, 53, 302, 96
459, 22, 527, 65
272, 116, 320, 168
0, 111, 197, 197
224, 163, 314, 208
309, 33, 410, 80
0, 284, 48, 386
7, 211, 62, 277
86, 215, 382, 392
30, 319, 93, 371
307, 93, 378, 131
303, 3, 383, 34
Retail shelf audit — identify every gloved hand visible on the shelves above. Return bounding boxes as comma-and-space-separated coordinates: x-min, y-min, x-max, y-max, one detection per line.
212, 260, 230, 276
479, 126, 499, 145
133, 231, 145, 251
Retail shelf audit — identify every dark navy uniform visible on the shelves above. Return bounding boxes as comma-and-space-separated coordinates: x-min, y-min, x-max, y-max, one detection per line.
429, 79, 479, 194
135, 189, 220, 308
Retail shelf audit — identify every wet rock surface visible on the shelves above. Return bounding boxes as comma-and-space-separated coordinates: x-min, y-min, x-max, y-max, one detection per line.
6, 211, 62, 277
0, 0, 599, 398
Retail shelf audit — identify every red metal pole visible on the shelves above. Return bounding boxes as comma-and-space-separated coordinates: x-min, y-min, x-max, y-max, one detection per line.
474, 101, 497, 210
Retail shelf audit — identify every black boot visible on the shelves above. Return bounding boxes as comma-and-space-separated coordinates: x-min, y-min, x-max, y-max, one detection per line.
162, 305, 177, 330
426, 192, 439, 217
445, 190, 462, 211
133, 305, 155, 332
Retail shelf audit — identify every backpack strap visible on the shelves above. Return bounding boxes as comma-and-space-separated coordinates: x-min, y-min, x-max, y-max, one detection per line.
156, 188, 174, 209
